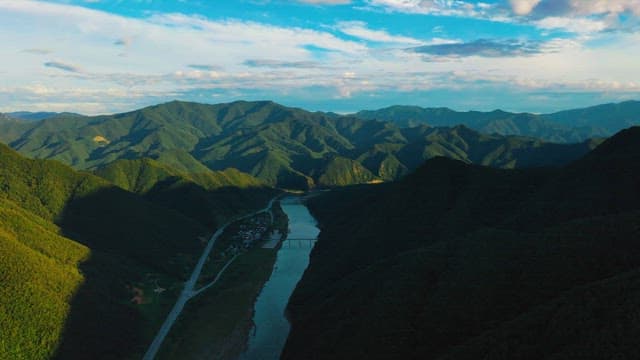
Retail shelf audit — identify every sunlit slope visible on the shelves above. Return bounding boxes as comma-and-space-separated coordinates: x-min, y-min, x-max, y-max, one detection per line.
0, 143, 209, 359
93, 157, 275, 229
0, 198, 88, 360
94, 157, 262, 194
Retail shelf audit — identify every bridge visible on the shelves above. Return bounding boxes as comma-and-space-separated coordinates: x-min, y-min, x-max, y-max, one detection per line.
281, 238, 317, 249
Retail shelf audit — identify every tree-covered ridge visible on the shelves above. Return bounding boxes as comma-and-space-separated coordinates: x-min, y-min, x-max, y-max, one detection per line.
93, 157, 277, 229
0, 100, 601, 189
93, 157, 263, 194
354, 100, 640, 143
284, 126, 640, 359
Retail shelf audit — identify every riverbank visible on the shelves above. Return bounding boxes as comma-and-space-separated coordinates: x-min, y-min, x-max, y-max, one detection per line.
155, 201, 289, 359
240, 197, 320, 360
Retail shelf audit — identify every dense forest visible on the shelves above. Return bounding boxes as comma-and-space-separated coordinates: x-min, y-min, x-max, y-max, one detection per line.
0, 101, 603, 189
0, 143, 273, 359
1, 99, 638, 359
284, 127, 640, 359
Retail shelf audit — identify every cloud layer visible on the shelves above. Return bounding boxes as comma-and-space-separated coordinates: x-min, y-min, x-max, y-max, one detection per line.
0, 0, 638, 114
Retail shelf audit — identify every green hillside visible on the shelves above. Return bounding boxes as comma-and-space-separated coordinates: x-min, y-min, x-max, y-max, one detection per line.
0, 143, 220, 359
94, 158, 275, 228
0, 198, 88, 360
283, 126, 640, 360
93, 158, 262, 194
354, 100, 640, 142
1, 101, 600, 189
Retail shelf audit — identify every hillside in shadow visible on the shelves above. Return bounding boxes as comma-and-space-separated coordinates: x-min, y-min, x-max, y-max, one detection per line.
283, 127, 640, 359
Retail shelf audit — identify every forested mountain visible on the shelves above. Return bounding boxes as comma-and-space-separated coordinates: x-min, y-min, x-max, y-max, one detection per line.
1, 98, 637, 359
0, 144, 271, 359
284, 127, 640, 360
546, 101, 640, 133
94, 158, 273, 228
354, 100, 640, 143
0, 101, 600, 189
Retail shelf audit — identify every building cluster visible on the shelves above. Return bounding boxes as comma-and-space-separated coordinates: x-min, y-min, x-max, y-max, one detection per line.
233, 216, 270, 249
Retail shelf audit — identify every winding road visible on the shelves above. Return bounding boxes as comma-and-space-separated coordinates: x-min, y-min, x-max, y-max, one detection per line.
142, 197, 278, 360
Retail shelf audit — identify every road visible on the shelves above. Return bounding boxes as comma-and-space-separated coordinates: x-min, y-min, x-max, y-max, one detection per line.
142, 197, 278, 360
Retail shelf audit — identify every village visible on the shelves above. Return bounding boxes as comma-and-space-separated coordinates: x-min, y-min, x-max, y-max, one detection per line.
227, 212, 272, 254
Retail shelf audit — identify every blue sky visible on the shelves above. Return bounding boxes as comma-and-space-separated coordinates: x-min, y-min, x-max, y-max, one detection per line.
1, 0, 639, 114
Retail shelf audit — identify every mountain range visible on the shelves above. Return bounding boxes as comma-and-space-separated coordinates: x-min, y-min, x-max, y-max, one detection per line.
1, 98, 639, 359
0, 100, 608, 190
354, 100, 640, 143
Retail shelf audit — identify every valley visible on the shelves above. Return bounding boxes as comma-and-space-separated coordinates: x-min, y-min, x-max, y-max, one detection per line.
283, 127, 640, 359
144, 196, 280, 360
1, 99, 639, 360
4, 1, 640, 359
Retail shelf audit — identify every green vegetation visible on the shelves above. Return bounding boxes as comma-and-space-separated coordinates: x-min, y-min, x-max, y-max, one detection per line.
0, 100, 599, 190
0, 198, 88, 360
283, 127, 640, 359
158, 202, 288, 360
94, 157, 274, 228
0, 142, 275, 359
158, 248, 278, 360
355, 100, 640, 142
1, 98, 633, 359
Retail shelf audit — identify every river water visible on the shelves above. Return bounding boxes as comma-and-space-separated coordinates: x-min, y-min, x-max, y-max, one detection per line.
239, 196, 319, 360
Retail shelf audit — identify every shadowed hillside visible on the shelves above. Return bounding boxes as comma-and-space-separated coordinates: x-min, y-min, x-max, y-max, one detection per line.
283, 126, 640, 360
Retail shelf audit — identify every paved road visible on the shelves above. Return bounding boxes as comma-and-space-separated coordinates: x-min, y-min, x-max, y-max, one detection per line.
190, 254, 238, 298
142, 197, 278, 360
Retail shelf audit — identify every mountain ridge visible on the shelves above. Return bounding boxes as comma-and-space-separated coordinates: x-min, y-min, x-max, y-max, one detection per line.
354, 100, 640, 142
0, 100, 603, 189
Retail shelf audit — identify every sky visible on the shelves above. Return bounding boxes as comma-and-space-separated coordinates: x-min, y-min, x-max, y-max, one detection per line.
0, 0, 639, 115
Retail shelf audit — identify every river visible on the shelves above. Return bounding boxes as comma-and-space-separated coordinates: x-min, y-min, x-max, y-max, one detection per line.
239, 196, 319, 360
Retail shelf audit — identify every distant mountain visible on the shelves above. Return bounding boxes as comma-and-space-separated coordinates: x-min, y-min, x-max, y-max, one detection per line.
544, 100, 640, 133
0, 100, 600, 189
6, 111, 82, 121
284, 127, 640, 359
354, 100, 640, 142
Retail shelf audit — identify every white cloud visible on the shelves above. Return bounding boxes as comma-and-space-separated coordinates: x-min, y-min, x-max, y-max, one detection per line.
0, 0, 638, 113
535, 16, 607, 34
364, 0, 487, 17
336, 21, 423, 45
525, 0, 640, 33
568, 0, 640, 16
509, 0, 541, 15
